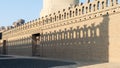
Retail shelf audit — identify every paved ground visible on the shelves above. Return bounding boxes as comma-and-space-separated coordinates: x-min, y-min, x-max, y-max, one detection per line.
0, 55, 120, 68
78, 62, 120, 68
0, 55, 76, 68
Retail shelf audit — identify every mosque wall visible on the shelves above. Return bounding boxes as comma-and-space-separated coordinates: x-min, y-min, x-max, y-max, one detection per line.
0, 0, 120, 62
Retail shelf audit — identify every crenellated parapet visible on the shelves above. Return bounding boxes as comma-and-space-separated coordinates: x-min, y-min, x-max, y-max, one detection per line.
2, 18, 43, 39
2, 0, 120, 41
39, 0, 118, 25
40, 0, 120, 30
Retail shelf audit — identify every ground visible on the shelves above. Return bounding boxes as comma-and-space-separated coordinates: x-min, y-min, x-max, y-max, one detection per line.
0, 55, 120, 68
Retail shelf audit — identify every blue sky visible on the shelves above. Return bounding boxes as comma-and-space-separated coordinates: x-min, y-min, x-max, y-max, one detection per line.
0, 0, 85, 26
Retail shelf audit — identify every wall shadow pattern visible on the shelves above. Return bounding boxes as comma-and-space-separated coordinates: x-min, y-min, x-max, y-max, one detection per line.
40, 15, 109, 62
6, 39, 32, 56
0, 14, 110, 62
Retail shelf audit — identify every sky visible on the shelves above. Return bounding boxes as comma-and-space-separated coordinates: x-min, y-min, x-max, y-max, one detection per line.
0, 0, 85, 26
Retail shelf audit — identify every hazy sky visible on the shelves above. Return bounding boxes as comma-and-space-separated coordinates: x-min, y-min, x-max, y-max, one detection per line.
0, 0, 86, 26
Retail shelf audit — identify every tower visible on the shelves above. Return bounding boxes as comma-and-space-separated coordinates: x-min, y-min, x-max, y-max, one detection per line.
40, 0, 79, 17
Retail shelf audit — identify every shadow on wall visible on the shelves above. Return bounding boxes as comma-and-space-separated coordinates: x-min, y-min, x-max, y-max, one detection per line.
40, 14, 110, 62
1, 13, 110, 63
0, 46, 2, 54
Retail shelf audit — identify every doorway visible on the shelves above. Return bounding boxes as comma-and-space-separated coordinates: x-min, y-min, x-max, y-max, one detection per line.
2, 40, 7, 55
32, 33, 40, 56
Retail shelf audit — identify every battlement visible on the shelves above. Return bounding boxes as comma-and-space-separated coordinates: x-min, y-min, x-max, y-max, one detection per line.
2, 0, 120, 40
40, 0, 119, 25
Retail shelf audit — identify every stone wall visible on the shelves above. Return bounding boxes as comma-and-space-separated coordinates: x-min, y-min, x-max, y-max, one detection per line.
7, 45, 32, 56
6, 35, 33, 56
1, 0, 120, 62
109, 13, 120, 62
40, 13, 109, 62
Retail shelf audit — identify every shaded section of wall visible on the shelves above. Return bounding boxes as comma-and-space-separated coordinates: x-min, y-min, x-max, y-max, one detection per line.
0, 47, 2, 54
40, 15, 109, 62
7, 37, 33, 56
7, 45, 32, 56
0, 43, 2, 54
